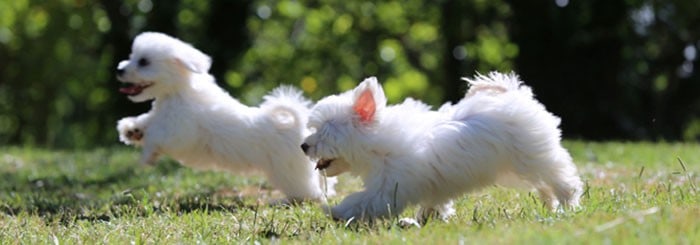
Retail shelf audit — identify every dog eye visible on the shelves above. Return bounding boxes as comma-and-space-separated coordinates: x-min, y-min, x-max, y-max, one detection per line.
138, 58, 149, 67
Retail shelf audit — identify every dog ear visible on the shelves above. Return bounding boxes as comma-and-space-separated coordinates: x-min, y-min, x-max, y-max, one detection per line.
174, 45, 212, 74
134, 32, 212, 74
352, 77, 386, 123
353, 88, 376, 123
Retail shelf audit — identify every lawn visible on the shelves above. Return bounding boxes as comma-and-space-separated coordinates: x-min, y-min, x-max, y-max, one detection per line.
0, 141, 698, 244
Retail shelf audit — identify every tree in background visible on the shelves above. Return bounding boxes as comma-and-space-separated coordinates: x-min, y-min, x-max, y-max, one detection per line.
508, 0, 700, 140
0, 0, 698, 148
0, 1, 115, 147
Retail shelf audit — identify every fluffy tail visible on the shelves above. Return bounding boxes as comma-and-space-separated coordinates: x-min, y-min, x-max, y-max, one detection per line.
462, 71, 533, 98
261, 85, 312, 130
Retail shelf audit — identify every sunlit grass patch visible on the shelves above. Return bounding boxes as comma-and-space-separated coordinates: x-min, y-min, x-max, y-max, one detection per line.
0, 142, 698, 243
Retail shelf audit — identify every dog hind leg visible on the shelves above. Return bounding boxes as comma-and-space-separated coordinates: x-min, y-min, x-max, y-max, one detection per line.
546, 171, 582, 209
538, 154, 583, 210
536, 185, 559, 210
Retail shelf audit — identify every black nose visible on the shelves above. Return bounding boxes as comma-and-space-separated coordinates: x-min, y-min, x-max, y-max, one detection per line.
301, 143, 309, 153
117, 68, 125, 77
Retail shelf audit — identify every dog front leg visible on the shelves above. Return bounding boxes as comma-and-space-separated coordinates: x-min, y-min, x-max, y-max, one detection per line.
328, 188, 408, 222
139, 144, 160, 166
397, 200, 456, 228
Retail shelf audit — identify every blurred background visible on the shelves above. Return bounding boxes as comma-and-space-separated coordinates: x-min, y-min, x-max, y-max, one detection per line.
0, 0, 698, 148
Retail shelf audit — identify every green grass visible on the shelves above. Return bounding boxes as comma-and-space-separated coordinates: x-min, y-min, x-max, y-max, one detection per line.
1, 141, 698, 244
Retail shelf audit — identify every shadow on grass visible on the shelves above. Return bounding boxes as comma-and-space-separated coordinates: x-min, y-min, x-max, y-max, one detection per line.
0, 161, 254, 224
13, 167, 141, 192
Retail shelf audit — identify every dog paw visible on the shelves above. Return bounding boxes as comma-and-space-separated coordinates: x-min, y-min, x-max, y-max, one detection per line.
117, 118, 145, 146
416, 202, 456, 224
397, 218, 422, 229
120, 128, 144, 146
321, 204, 352, 223
125, 128, 144, 142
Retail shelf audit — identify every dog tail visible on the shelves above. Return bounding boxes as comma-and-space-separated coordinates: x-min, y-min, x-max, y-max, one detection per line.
462, 71, 533, 98
261, 85, 312, 130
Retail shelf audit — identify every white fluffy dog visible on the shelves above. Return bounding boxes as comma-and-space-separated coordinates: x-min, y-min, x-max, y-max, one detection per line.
115, 32, 334, 202
301, 72, 583, 223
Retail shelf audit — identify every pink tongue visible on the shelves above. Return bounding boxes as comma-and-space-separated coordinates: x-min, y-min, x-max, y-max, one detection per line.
119, 85, 143, 95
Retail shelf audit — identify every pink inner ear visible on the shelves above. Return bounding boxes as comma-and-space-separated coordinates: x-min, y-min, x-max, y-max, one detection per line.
353, 89, 376, 123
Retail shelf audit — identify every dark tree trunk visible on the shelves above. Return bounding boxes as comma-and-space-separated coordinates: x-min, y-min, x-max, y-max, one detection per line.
507, 0, 628, 140
440, 0, 467, 103
203, 0, 252, 89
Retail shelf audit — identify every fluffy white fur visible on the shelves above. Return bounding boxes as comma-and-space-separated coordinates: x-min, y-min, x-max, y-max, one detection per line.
115, 32, 334, 202
302, 72, 583, 223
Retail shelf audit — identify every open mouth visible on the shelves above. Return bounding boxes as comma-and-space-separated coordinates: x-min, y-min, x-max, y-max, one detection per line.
315, 158, 334, 170
119, 82, 153, 96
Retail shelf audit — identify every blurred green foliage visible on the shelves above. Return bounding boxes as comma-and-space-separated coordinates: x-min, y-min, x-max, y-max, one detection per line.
0, 0, 698, 148
0, 0, 115, 148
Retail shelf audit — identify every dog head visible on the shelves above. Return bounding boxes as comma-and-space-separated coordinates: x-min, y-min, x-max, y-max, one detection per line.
116, 32, 211, 102
301, 77, 387, 176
